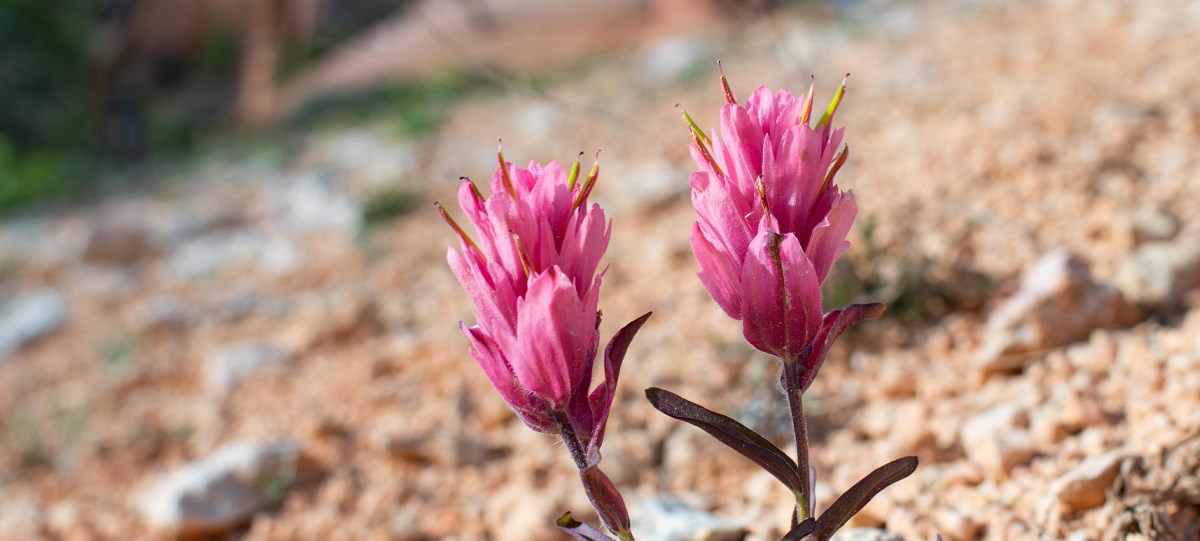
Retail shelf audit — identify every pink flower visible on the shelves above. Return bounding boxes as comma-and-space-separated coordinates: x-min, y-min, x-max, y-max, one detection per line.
439, 150, 648, 460
686, 75, 880, 386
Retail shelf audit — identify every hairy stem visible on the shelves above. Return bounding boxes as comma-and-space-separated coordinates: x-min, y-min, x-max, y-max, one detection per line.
554, 411, 590, 471
783, 363, 812, 524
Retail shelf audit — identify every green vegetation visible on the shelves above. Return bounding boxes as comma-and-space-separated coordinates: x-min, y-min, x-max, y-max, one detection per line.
823, 215, 995, 322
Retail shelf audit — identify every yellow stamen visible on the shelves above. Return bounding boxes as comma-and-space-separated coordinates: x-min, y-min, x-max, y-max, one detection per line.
567, 152, 583, 190
678, 105, 712, 149
718, 60, 737, 105
823, 145, 849, 193
800, 76, 815, 126
756, 176, 770, 215
435, 202, 485, 261
815, 74, 848, 132
497, 139, 517, 198
573, 151, 600, 210
692, 133, 725, 178
512, 232, 534, 278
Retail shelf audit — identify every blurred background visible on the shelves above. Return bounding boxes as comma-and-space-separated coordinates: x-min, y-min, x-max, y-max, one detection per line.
2, 0, 1199, 540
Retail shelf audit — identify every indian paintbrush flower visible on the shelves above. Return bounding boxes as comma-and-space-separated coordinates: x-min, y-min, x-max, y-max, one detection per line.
439, 147, 647, 540
683, 74, 882, 390
674, 71, 893, 527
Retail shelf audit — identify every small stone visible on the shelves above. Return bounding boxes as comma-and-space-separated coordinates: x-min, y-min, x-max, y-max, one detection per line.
0, 289, 66, 360
133, 440, 320, 537
1053, 452, 1124, 513
975, 250, 1140, 377
830, 528, 904, 541
204, 342, 291, 395
482, 480, 561, 541
269, 175, 360, 233
629, 496, 747, 541
1129, 205, 1180, 244
933, 508, 979, 540
960, 404, 1035, 479
1115, 233, 1200, 313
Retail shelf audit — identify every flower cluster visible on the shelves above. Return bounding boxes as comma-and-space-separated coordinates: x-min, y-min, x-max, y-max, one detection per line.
686, 76, 880, 389
441, 70, 912, 541
439, 150, 646, 539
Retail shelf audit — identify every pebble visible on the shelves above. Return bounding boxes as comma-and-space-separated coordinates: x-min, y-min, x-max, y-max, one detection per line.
205, 342, 292, 395
1115, 232, 1200, 312
830, 528, 904, 541
629, 496, 747, 541
1052, 452, 1124, 513
133, 440, 320, 537
960, 404, 1035, 479
0, 289, 66, 360
975, 250, 1140, 376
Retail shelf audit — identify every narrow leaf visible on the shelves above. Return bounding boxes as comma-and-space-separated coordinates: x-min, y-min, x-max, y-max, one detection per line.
781, 518, 816, 541
812, 456, 918, 541
645, 387, 804, 493
556, 512, 617, 541
589, 312, 653, 460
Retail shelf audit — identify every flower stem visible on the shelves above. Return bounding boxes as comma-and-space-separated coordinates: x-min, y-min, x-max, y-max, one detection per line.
783, 364, 812, 524
555, 411, 590, 471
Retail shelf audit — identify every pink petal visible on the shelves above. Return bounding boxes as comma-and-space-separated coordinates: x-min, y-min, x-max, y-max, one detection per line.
691, 223, 742, 319
805, 191, 857, 283
512, 269, 597, 407
690, 171, 754, 266
739, 225, 823, 360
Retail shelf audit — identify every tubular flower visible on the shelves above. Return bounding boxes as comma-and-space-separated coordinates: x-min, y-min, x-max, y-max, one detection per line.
685, 76, 880, 385
440, 150, 647, 462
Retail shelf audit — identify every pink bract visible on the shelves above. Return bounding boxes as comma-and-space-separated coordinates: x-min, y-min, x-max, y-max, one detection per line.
440, 152, 640, 460
687, 78, 863, 368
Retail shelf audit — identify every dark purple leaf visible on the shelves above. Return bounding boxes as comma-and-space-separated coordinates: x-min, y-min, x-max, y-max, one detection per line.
588, 312, 653, 463
644, 387, 805, 493
801, 303, 884, 391
812, 456, 918, 541
781, 518, 816, 541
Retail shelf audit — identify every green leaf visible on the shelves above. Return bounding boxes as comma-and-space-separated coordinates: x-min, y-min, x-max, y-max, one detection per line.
644, 387, 805, 493
556, 512, 617, 541
813, 456, 918, 541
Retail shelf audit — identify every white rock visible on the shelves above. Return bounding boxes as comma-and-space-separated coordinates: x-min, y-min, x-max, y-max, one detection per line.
637, 36, 710, 86
205, 342, 291, 394
1052, 452, 1124, 513
0, 289, 66, 360
975, 250, 1139, 376
482, 480, 561, 541
960, 404, 1035, 479
133, 440, 317, 537
630, 496, 747, 541
830, 528, 904, 541
1129, 205, 1180, 244
1115, 233, 1200, 312
269, 175, 360, 233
